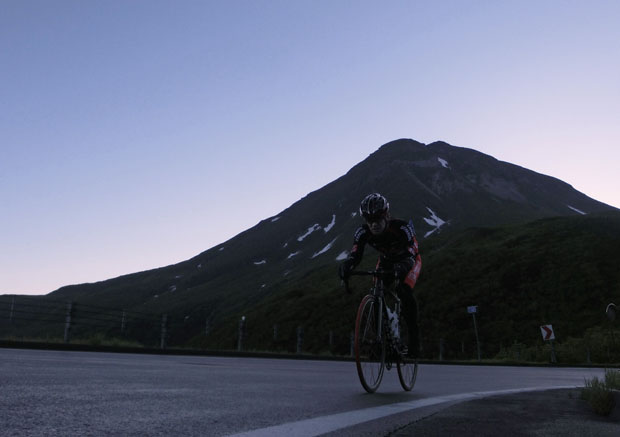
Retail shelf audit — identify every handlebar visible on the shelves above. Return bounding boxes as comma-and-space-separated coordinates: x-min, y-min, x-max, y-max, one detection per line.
348, 269, 395, 277
342, 269, 396, 294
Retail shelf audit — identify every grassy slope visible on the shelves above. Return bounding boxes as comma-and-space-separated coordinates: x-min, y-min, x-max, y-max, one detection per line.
198, 211, 620, 358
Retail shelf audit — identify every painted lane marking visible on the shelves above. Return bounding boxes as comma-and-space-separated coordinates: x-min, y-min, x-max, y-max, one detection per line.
230, 385, 578, 437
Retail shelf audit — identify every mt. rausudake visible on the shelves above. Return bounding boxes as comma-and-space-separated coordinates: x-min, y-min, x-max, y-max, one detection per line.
2, 139, 618, 360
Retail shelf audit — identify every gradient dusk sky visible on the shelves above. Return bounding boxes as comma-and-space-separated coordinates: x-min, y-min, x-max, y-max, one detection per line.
2, 1, 619, 295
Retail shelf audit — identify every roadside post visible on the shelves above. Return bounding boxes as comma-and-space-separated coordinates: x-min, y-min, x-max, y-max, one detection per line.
160, 314, 168, 349
350, 331, 355, 357
296, 326, 304, 354
9, 296, 15, 324
237, 316, 246, 351
606, 303, 617, 361
64, 301, 73, 343
467, 306, 481, 361
439, 338, 445, 361
540, 324, 556, 363
121, 310, 126, 333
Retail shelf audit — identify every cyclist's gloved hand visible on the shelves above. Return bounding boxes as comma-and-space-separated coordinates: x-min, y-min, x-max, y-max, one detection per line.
339, 259, 355, 280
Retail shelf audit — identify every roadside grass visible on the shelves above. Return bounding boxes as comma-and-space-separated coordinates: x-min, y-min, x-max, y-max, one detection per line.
1, 334, 65, 343
581, 369, 620, 416
0, 334, 144, 349
73, 333, 144, 348
2, 335, 620, 368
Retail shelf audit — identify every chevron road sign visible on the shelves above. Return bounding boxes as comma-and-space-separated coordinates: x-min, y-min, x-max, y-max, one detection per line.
540, 325, 555, 341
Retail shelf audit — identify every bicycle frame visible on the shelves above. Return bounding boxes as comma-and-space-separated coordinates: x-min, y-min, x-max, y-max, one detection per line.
347, 270, 402, 359
347, 269, 418, 393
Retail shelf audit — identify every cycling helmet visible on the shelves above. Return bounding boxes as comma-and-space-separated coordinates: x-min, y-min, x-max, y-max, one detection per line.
359, 193, 389, 222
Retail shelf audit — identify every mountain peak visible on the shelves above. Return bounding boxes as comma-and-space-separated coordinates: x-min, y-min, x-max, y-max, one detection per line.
377, 138, 426, 151
427, 140, 452, 148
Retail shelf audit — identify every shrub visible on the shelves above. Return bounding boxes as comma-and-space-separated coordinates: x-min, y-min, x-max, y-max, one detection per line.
582, 370, 619, 416
605, 368, 620, 390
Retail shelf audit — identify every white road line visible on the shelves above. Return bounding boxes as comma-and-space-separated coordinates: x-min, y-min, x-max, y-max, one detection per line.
229, 386, 578, 437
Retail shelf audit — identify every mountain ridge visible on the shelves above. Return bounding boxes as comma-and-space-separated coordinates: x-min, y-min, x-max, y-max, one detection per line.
2, 138, 617, 353
46, 138, 615, 297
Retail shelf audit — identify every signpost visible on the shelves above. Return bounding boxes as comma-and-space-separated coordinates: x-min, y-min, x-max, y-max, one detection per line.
540, 324, 557, 363
540, 325, 555, 341
468, 305, 481, 361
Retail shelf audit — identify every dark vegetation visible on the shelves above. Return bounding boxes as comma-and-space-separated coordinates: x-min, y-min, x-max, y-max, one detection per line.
189, 211, 620, 362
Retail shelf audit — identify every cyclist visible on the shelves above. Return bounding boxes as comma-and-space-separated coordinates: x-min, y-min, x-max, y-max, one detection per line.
339, 193, 422, 358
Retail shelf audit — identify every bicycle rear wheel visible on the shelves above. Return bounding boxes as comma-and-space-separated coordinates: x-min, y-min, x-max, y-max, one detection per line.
396, 316, 418, 391
355, 295, 385, 393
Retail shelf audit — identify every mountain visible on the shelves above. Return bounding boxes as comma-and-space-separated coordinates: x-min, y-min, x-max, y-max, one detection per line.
3, 139, 617, 353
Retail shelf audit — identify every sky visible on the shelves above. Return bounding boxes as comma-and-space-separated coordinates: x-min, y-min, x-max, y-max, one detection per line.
2, 1, 619, 295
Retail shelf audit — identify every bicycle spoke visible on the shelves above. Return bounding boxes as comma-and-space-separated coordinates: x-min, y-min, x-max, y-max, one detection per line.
355, 295, 385, 393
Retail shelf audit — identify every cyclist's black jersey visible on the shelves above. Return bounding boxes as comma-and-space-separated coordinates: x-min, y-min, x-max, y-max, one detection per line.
348, 219, 419, 265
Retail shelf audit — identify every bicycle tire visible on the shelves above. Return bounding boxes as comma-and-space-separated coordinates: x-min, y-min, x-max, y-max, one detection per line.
396, 316, 418, 391
355, 294, 385, 393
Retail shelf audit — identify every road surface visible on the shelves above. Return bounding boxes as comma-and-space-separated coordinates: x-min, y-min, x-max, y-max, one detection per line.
0, 348, 605, 436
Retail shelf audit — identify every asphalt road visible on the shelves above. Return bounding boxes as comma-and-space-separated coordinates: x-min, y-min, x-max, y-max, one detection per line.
0, 348, 606, 436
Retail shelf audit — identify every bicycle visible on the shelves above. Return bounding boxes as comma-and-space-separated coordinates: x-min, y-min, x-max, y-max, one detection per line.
344, 269, 418, 393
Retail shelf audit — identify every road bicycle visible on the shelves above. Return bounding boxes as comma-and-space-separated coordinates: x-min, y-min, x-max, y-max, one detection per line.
344, 269, 418, 393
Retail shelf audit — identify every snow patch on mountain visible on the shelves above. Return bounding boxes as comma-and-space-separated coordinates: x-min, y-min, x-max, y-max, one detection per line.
271, 217, 281, 222
312, 237, 338, 258
351, 212, 357, 217
424, 207, 447, 238
298, 224, 321, 241
438, 157, 450, 168
324, 215, 336, 233
336, 251, 349, 261
254, 260, 267, 265
567, 205, 587, 215
219, 247, 225, 251
287, 251, 301, 259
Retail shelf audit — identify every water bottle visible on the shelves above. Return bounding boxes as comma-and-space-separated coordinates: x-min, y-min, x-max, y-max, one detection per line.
386, 307, 400, 340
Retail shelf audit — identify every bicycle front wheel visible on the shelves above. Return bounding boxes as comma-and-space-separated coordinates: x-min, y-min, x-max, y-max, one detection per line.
397, 316, 418, 391
355, 294, 385, 393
